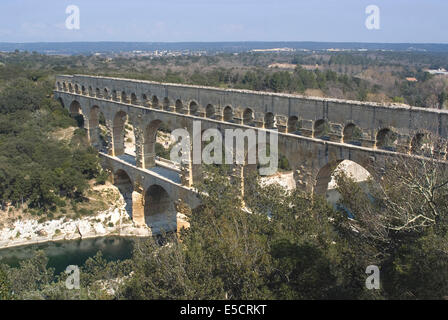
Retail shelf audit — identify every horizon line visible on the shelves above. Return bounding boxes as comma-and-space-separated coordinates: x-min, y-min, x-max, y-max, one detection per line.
1, 40, 448, 45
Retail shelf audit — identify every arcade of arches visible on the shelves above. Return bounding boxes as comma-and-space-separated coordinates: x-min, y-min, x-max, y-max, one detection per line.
58, 87, 448, 232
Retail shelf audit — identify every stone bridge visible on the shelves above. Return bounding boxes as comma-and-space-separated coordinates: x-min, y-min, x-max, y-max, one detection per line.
54, 74, 448, 231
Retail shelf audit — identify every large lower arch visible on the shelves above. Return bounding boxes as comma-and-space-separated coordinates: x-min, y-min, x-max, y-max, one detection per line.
144, 184, 176, 232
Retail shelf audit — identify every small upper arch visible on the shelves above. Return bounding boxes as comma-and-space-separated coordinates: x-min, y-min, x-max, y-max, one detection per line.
175, 99, 185, 113
264, 112, 276, 129
189, 100, 199, 116
131, 93, 138, 105
223, 105, 233, 122
103, 88, 110, 99
287, 116, 300, 134
243, 108, 255, 126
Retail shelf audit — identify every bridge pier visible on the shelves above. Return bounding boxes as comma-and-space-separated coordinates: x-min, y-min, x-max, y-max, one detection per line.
132, 186, 146, 226
112, 125, 125, 156
143, 152, 156, 169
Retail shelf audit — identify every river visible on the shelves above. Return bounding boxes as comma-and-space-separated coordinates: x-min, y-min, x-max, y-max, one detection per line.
0, 236, 142, 274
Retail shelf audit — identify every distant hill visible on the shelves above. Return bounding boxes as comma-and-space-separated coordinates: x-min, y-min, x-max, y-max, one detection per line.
1, 41, 448, 55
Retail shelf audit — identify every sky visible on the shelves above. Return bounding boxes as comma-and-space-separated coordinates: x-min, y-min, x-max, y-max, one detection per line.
0, 0, 447, 43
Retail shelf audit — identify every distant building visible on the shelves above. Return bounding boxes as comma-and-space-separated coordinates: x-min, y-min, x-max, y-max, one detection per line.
426, 68, 448, 75
301, 64, 321, 71
405, 77, 418, 82
268, 63, 297, 69
251, 48, 295, 53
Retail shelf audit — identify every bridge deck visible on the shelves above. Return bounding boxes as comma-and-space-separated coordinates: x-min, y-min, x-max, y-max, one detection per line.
116, 154, 182, 184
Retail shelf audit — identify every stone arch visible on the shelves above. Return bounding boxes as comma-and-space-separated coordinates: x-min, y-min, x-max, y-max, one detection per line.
223, 106, 233, 122
175, 99, 185, 113
152, 96, 160, 109
243, 108, 255, 126
163, 97, 171, 111
264, 112, 276, 129
112, 90, 118, 101
343, 123, 363, 145
103, 88, 110, 99
112, 110, 135, 157
206, 104, 215, 118
314, 160, 374, 211
113, 169, 133, 218
89, 105, 108, 152
144, 184, 176, 232
143, 119, 164, 169
121, 91, 129, 103
69, 100, 84, 128
141, 94, 149, 107
287, 116, 300, 134
96, 88, 101, 98
68, 83, 73, 93
131, 93, 138, 105
88, 86, 93, 97
81, 86, 86, 95
376, 128, 398, 151
410, 131, 433, 156
63, 82, 67, 91
189, 101, 199, 116
74, 84, 80, 94
314, 119, 331, 139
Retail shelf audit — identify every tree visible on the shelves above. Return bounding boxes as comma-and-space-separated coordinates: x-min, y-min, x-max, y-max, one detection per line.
0, 268, 11, 300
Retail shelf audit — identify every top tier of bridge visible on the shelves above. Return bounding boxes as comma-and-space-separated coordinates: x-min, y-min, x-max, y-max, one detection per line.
55, 74, 448, 139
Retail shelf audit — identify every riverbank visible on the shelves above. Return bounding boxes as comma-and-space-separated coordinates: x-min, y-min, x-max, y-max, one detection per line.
0, 200, 152, 250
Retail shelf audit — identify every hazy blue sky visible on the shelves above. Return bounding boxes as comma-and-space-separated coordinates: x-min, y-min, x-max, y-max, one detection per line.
0, 0, 446, 43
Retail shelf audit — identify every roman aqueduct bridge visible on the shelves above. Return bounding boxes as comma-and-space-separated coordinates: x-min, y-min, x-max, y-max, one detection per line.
54, 74, 448, 232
